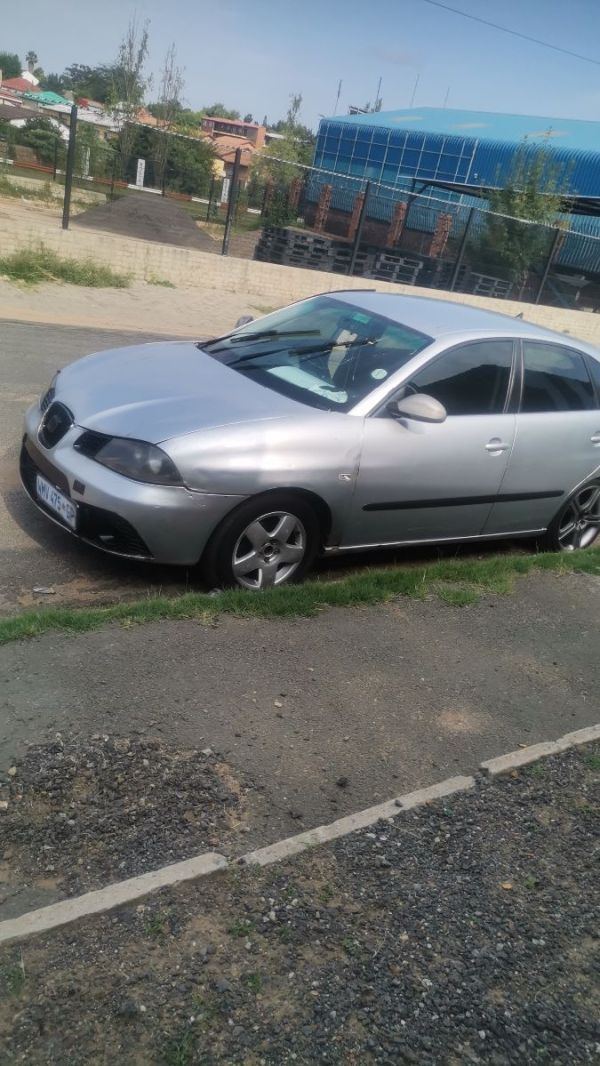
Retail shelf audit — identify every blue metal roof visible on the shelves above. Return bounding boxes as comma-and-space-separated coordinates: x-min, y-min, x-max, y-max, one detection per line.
327, 107, 600, 154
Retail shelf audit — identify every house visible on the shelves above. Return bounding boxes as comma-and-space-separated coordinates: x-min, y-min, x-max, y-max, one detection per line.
0, 76, 41, 96
201, 115, 266, 150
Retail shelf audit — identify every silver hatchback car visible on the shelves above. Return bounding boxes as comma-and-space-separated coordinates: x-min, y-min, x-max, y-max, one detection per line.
21, 292, 600, 589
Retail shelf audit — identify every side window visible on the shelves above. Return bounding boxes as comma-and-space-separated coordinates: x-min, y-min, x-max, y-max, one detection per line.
522, 343, 595, 413
406, 340, 514, 416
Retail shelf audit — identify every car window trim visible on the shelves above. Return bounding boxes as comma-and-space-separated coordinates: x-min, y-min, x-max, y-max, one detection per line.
370, 336, 519, 419
518, 339, 597, 414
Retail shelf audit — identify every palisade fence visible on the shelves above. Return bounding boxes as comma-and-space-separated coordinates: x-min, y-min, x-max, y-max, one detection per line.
3, 117, 600, 311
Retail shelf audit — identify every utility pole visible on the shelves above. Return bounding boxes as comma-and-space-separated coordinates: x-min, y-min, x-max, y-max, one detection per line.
62, 104, 78, 230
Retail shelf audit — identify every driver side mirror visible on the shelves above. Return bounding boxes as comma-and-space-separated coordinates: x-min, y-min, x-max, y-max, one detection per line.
388, 393, 447, 423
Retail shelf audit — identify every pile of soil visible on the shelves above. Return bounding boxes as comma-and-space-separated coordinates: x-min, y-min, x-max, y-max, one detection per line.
74, 192, 215, 249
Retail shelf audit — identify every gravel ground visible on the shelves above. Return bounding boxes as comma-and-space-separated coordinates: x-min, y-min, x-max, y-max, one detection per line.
1, 742, 598, 1065
0, 736, 254, 908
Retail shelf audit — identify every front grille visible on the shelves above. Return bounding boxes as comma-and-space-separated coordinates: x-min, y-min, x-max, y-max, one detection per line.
20, 439, 70, 496
20, 442, 152, 559
39, 401, 73, 449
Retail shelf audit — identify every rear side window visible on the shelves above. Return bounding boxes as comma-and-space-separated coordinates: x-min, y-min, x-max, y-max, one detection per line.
522, 342, 595, 413
406, 340, 514, 416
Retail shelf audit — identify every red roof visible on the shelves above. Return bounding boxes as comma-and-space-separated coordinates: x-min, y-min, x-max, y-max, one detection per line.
1, 77, 41, 93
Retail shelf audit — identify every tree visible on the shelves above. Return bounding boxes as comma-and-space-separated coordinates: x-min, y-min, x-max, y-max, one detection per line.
111, 16, 151, 171
41, 72, 65, 94
121, 122, 215, 195
61, 63, 115, 103
151, 43, 185, 187
201, 103, 240, 120
19, 117, 63, 165
0, 51, 21, 79
25, 50, 38, 73
475, 135, 572, 286
250, 92, 314, 225
243, 113, 254, 124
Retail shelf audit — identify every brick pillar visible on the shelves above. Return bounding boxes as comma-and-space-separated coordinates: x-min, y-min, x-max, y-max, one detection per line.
288, 177, 302, 213
429, 213, 453, 259
314, 183, 332, 232
348, 190, 366, 241
386, 201, 408, 247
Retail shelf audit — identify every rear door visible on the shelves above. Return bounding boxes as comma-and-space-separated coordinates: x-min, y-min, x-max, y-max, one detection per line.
484, 340, 600, 535
345, 338, 518, 546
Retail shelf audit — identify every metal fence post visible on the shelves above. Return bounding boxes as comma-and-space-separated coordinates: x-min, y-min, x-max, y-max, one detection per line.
534, 227, 563, 305
222, 148, 242, 256
348, 180, 371, 276
449, 206, 475, 292
61, 104, 78, 230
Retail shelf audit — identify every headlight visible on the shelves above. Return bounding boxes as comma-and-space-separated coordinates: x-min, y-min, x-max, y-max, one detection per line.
74, 432, 183, 486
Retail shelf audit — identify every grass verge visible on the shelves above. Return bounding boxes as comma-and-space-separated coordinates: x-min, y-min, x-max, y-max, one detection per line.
0, 246, 130, 287
0, 546, 599, 646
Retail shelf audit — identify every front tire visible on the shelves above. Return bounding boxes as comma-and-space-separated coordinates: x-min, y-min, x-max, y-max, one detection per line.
539, 480, 600, 552
202, 492, 320, 590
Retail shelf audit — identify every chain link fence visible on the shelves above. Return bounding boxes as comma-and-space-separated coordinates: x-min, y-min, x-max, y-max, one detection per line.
3, 113, 600, 311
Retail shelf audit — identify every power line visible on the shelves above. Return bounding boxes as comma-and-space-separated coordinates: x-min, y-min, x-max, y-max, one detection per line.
419, 0, 600, 68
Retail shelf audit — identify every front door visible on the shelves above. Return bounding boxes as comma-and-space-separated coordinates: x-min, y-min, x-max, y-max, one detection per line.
345, 339, 518, 547
484, 340, 600, 535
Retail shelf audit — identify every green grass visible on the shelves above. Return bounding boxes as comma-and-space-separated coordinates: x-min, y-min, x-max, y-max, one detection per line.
0, 246, 130, 288
584, 753, 600, 772
0, 961, 26, 995
0, 547, 599, 647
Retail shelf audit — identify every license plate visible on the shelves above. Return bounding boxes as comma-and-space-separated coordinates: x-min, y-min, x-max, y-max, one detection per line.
35, 474, 77, 530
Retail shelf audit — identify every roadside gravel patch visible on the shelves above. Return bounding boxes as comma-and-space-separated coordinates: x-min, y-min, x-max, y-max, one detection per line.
0, 736, 252, 903
0, 742, 598, 1065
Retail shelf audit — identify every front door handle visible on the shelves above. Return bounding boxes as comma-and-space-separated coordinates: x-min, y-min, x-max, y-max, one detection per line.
591, 432, 600, 445
485, 438, 510, 453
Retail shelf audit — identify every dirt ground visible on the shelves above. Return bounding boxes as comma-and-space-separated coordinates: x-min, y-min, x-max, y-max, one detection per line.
0, 742, 598, 1065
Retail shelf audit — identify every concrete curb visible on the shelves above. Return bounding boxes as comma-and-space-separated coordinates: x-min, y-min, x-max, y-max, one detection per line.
0, 852, 227, 946
480, 723, 600, 776
1, 726, 598, 947
0, 776, 474, 946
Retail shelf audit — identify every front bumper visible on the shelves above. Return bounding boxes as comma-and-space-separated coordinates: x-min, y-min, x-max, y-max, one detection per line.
21, 405, 247, 566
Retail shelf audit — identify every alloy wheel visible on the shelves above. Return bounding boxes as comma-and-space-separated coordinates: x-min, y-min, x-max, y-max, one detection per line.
232, 510, 307, 589
557, 484, 600, 551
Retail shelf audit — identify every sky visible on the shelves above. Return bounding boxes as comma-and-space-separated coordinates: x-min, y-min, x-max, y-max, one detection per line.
4, 0, 600, 130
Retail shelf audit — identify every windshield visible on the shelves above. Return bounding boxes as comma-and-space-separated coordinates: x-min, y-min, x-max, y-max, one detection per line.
201, 296, 432, 412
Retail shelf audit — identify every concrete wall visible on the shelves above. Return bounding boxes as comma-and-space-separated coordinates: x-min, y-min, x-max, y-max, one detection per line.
3, 200, 600, 345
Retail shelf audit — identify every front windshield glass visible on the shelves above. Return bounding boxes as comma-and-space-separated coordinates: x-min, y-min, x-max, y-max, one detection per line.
201, 296, 432, 412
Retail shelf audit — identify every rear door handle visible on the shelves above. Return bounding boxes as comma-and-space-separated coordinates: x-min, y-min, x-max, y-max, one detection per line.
485, 439, 510, 453
591, 433, 600, 445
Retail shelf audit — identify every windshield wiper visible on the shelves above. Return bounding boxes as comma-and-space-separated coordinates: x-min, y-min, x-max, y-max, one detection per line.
200, 328, 320, 353
227, 336, 379, 370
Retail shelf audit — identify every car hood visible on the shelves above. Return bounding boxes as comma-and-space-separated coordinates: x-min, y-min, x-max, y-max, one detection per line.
55, 341, 309, 443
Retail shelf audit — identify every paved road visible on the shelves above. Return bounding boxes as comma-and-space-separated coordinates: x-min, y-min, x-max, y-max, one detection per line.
0, 321, 197, 613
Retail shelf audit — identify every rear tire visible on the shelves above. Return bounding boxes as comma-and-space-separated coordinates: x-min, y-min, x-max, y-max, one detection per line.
538, 480, 600, 552
202, 492, 320, 590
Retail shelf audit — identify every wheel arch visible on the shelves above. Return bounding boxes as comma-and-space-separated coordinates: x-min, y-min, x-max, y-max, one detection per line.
198, 486, 333, 567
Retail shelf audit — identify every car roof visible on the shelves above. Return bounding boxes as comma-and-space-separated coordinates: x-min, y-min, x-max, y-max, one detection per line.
329, 290, 599, 352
